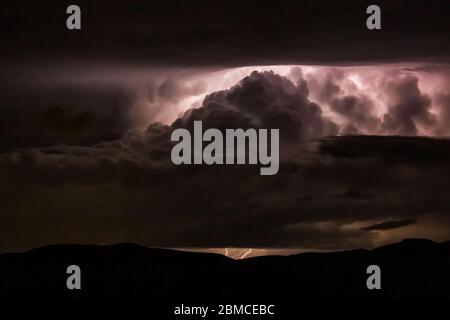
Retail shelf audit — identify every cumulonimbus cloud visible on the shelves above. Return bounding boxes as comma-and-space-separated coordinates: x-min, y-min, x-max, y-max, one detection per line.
1, 66, 450, 252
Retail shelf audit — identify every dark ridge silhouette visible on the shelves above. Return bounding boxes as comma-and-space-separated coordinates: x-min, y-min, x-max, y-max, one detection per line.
0, 239, 449, 300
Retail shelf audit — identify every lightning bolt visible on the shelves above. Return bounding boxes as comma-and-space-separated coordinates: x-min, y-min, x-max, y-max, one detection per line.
239, 249, 252, 259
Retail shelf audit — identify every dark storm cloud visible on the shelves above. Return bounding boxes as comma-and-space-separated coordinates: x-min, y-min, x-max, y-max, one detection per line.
307, 71, 343, 104
0, 84, 132, 151
318, 135, 450, 164
435, 94, 450, 135
301, 68, 449, 136
2, 64, 448, 151
2, 133, 450, 250
1, 0, 449, 67
382, 76, 436, 135
329, 95, 381, 134
361, 219, 417, 231
172, 71, 337, 146
0, 71, 207, 151
1, 71, 450, 251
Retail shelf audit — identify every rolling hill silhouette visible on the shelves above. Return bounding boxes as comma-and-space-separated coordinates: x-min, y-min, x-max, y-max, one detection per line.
0, 239, 449, 299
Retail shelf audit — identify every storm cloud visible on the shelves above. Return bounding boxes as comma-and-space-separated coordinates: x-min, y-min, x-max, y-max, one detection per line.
172, 71, 338, 150
1, 69, 450, 252
1, 0, 449, 66
361, 219, 417, 231
382, 76, 436, 135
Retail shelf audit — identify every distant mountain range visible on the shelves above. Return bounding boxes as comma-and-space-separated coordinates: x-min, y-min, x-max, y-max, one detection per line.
0, 239, 449, 299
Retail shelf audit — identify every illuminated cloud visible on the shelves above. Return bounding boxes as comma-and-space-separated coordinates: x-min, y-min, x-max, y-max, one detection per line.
2, 63, 450, 153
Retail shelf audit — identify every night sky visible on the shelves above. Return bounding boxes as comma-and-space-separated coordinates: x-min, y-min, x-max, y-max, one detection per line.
1, 0, 450, 255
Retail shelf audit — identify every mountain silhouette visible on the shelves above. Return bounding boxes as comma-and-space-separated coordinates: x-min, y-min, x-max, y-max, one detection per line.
0, 239, 449, 299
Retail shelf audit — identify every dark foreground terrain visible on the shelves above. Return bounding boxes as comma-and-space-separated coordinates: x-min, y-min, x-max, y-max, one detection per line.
0, 239, 449, 300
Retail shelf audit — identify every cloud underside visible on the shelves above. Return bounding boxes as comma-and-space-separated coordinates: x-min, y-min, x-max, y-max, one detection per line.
2, 1, 450, 66
1, 135, 450, 251
1, 69, 450, 252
